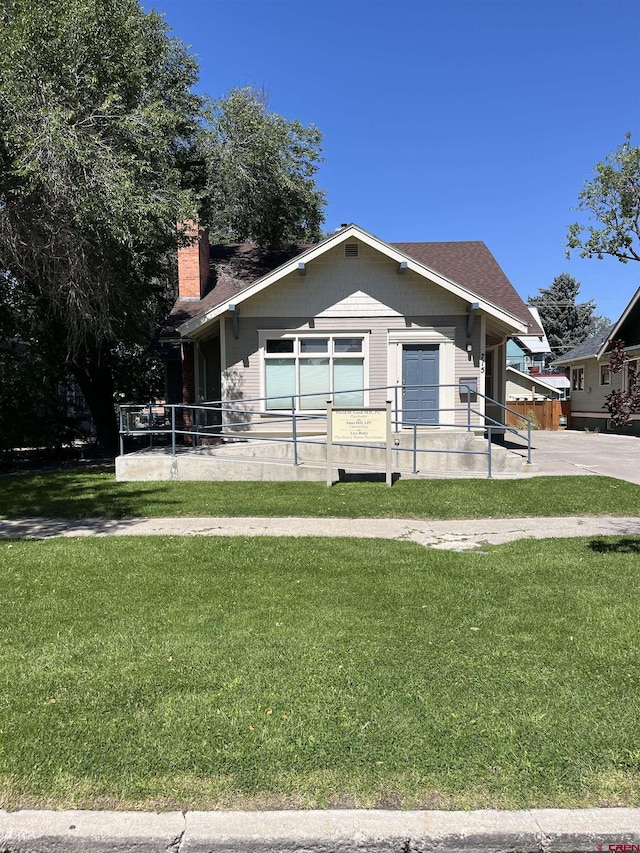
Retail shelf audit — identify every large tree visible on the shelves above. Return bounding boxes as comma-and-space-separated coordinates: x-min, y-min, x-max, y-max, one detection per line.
0, 4, 328, 452
201, 87, 326, 248
529, 273, 597, 361
567, 135, 640, 263
0, 0, 203, 449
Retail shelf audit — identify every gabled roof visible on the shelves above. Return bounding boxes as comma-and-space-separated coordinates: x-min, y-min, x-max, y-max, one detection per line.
173, 224, 533, 338
392, 241, 540, 333
553, 323, 616, 364
553, 286, 640, 365
599, 285, 640, 354
161, 244, 306, 339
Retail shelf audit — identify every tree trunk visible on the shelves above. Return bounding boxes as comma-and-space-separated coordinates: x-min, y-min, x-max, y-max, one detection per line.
71, 353, 119, 453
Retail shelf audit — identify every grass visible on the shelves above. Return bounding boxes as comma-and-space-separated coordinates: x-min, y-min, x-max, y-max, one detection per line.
1, 533, 640, 810
1, 470, 640, 519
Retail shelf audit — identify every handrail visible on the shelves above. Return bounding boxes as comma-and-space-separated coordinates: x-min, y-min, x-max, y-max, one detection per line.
118, 382, 533, 478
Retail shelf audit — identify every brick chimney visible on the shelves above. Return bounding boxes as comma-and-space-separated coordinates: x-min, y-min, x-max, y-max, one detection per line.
177, 220, 210, 299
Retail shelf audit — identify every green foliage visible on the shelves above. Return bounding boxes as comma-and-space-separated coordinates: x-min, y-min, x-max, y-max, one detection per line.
201, 87, 326, 247
0, 0, 205, 446
0, 8, 328, 449
0, 0, 202, 352
529, 273, 596, 359
0, 271, 76, 454
604, 339, 640, 427
567, 134, 640, 263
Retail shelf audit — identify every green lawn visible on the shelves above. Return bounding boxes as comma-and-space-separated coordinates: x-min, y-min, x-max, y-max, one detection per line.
1, 534, 639, 810
1, 469, 639, 519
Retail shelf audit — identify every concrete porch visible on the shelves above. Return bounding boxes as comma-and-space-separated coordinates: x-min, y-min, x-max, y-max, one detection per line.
115, 428, 532, 481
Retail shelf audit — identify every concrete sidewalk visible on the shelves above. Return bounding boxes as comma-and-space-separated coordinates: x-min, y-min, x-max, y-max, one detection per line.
1, 806, 639, 852
1, 513, 639, 548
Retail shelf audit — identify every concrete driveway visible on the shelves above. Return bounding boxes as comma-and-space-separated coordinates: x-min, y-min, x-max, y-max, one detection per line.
509, 429, 640, 485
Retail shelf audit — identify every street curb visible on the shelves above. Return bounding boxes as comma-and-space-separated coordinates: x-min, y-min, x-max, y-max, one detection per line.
1, 807, 639, 852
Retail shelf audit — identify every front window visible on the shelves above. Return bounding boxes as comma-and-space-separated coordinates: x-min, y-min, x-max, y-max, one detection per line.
627, 359, 638, 390
572, 366, 584, 391
262, 333, 366, 409
600, 363, 611, 386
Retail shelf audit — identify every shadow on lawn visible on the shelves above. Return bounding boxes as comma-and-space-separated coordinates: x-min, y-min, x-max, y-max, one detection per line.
0, 469, 180, 519
589, 537, 640, 554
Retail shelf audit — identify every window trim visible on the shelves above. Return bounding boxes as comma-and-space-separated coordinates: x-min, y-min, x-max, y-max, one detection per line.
599, 362, 611, 386
259, 329, 370, 411
571, 365, 585, 392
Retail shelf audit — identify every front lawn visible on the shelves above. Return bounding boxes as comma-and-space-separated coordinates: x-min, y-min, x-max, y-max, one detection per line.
1, 470, 639, 519
1, 534, 639, 810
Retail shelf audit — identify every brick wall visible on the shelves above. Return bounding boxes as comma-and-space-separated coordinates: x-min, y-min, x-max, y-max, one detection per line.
181, 342, 195, 417
177, 221, 210, 299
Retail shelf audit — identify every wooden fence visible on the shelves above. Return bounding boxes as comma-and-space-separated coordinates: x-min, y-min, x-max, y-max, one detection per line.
505, 399, 571, 431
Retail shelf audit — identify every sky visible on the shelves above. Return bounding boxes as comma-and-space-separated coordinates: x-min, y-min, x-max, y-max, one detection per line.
151, 0, 640, 321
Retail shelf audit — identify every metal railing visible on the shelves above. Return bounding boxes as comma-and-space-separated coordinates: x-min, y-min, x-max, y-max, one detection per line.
118, 383, 532, 479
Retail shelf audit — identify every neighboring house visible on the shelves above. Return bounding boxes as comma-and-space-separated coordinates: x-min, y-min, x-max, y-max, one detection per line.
161, 224, 542, 430
506, 306, 552, 373
506, 366, 566, 402
535, 373, 571, 400
552, 286, 640, 435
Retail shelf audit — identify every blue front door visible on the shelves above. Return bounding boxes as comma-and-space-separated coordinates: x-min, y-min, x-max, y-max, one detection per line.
402, 344, 439, 425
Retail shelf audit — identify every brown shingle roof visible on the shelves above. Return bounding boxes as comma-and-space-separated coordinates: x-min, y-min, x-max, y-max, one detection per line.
161, 243, 308, 339
391, 241, 539, 331
162, 236, 540, 338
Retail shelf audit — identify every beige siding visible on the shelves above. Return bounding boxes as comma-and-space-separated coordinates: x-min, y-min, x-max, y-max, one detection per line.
246, 241, 464, 319
214, 239, 488, 427
506, 375, 560, 401
221, 314, 483, 426
570, 356, 629, 415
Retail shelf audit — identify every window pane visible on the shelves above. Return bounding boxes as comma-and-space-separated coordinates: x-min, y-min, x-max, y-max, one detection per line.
334, 337, 362, 353
266, 339, 294, 354
300, 338, 328, 354
333, 359, 364, 406
572, 368, 584, 391
265, 359, 296, 409
300, 358, 329, 408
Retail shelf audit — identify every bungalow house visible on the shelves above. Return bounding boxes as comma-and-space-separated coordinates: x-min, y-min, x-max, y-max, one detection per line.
161, 223, 542, 431
552, 286, 640, 435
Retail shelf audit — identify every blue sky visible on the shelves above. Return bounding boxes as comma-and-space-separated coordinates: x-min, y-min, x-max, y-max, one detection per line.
152, 0, 640, 321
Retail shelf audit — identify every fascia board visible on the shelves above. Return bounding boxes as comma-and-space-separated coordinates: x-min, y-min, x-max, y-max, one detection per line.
178, 226, 361, 337
352, 229, 528, 332
595, 285, 640, 359
179, 223, 528, 337
553, 352, 597, 366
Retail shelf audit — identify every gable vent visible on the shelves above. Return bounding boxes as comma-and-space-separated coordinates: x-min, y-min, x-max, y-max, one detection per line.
344, 243, 359, 258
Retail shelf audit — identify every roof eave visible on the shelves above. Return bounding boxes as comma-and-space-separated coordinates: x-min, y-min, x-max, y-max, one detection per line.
595, 285, 640, 359
506, 365, 562, 393
179, 224, 529, 337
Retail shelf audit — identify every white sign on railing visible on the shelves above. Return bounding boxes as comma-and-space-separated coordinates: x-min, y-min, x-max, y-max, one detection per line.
326, 401, 392, 487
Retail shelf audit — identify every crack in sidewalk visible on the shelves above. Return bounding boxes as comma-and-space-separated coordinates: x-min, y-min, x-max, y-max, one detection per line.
167, 810, 187, 852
